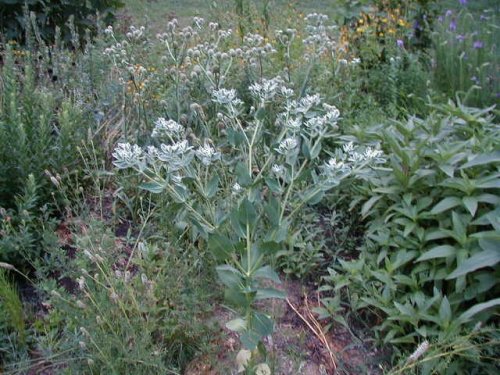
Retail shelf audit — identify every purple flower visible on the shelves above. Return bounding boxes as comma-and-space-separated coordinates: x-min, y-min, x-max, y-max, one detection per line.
459, 0, 467, 5
471, 76, 480, 84
438, 16, 444, 22
396, 39, 404, 48
449, 19, 457, 31
473, 40, 484, 49
445, 10, 453, 17
456, 34, 465, 42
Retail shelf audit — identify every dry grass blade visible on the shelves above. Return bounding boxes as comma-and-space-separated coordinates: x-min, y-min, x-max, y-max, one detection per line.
286, 296, 337, 371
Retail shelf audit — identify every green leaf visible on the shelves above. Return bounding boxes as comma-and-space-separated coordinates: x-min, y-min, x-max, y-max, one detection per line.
216, 265, 243, 289
138, 181, 165, 194
461, 152, 500, 169
462, 196, 478, 217
476, 177, 500, 189
446, 250, 500, 279
417, 245, 456, 262
255, 288, 286, 300
240, 330, 261, 350
361, 195, 382, 218
263, 196, 280, 226
226, 318, 246, 332
439, 296, 452, 326
439, 164, 455, 178
479, 238, 500, 251
430, 197, 461, 215
208, 234, 234, 261
458, 298, 500, 323
235, 162, 252, 186
265, 177, 281, 193
253, 265, 281, 283
227, 128, 246, 147
239, 198, 258, 227
310, 141, 322, 160
230, 208, 246, 238
205, 174, 219, 198
251, 312, 274, 337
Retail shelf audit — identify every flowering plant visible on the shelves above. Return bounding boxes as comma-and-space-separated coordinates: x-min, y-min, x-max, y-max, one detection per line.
113, 73, 384, 349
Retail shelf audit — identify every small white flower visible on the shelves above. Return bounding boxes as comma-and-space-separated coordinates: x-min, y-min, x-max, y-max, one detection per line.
343, 142, 354, 153
323, 104, 340, 124
364, 147, 384, 162
276, 137, 298, 155
325, 157, 350, 173
232, 182, 243, 194
271, 164, 284, 175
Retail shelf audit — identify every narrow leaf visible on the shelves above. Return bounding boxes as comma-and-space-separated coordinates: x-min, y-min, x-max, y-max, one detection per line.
458, 298, 500, 323
417, 245, 456, 262
446, 250, 500, 279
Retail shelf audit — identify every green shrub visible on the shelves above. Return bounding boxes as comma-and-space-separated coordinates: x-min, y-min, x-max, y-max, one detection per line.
320, 101, 500, 371
0, 268, 26, 353
29, 223, 214, 375
0, 0, 124, 44
0, 38, 107, 265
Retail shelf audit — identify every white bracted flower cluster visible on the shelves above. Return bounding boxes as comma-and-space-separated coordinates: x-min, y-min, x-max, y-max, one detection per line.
249, 77, 285, 102
155, 140, 193, 171
195, 141, 221, 165
212, 88, 243, 107
275, 93, 340, 137
322, 141, 385, 184
276, 137, 299, 155
113, 143, 144, 169
152, 118, 184, 138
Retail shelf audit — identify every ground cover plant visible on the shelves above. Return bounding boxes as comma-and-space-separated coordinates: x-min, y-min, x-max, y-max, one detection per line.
0, 0, 498, 374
